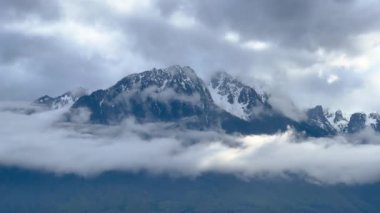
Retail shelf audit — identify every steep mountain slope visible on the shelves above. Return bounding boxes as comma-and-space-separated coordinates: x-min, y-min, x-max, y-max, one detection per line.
65, 65, 380, 137
71, 66, 300, 135
207, 72, 339, 137
346, 112, 380, 133
303, 105, 337, 136
208, 71, 269, 120
368, 113, 380, 132
308, 107, 380, 134
325, 110, 349, 133
72, 65, 220, 129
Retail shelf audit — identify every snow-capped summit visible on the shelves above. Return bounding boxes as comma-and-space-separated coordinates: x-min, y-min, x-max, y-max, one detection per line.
72, 65, 215, 125
114, 65, 210, 100
367, 113, 380, 128
318, 108, 380, 134
164, 65, 198, 80
64, 65, 380, 137
208, 71, 269, 120
324, 109, 349, 133
305, 105, 337, 135
34, 87, 88, 110
70, 66, 338, 136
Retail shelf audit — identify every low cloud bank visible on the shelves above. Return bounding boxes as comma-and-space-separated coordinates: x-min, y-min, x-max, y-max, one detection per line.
1, 102, 380, 185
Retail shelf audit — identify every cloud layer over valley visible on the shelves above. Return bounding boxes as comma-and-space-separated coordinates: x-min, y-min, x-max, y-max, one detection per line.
1, 102, 380, 185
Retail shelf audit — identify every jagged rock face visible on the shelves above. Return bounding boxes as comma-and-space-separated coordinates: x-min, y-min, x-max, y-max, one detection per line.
72, 66, 216, 127
71, 66, 299, 135
207, 71, 324, 135
304, 105, 337, 136
333, 110, 349, 132
208, 71, 269, 120
347, 113, 367, 133
324, 110, 348, 133
334, 110, 346, 123
34, 88, 87, 110
320, 109, 380, 134
66, 65, 380, 137
206, 72, 335, 137
69, 66, 346, 137
368, 113, 380, 131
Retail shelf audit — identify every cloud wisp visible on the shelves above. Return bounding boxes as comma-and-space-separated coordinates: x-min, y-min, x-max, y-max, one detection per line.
1, 101, 380, 185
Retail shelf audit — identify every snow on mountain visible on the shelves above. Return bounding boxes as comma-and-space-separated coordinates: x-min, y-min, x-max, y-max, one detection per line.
34, 87, 88, 110
59, 65, 380, 136
208, 71, 269, 120
305, 105, 337, 135
324, 110, 349, 133
72, 65, 216, 125
210, 71, 378, 136
322, 109, 380, 134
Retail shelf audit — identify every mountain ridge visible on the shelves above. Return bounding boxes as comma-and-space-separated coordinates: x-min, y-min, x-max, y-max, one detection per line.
33, 65, 380, 137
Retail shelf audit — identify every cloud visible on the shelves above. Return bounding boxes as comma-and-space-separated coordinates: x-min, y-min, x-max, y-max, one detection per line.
2, 101, 380, 185
0, 0, 61, 23
267, 92, 306, 121
161, 0, 380, 52
1, 0, 380, 115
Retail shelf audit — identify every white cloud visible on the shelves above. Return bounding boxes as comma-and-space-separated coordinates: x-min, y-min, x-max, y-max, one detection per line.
242, 40, 270, 51
224, 31, 240, 43
327, 74, 339, 84
2, 102, 380, 185
223, 32, 270, 50
3, 17, 125, 59
104, 0, 154, 14
168, 10, 197, 29
2, 0, 380, 119
330, 54, 370, 71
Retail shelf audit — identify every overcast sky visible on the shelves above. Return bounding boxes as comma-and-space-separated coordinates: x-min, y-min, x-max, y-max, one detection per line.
1, 0, 380, 113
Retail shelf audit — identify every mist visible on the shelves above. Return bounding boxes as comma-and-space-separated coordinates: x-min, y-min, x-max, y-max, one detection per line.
1, 101, 380, 185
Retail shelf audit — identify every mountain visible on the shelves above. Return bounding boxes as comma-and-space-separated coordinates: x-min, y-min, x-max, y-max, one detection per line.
309, 107, 380, 134
369, 113, 380, 131
71, 65, 220, 129
325, 110, 349, 133
59, 65, 379, 137
34, 88, 88, 110
346, 112, 380, 133
302, 105, 337, 136
207, 72, 339, 137
70, 66, 301, 135
68, 65, 341, 137
208, 71, 270, 120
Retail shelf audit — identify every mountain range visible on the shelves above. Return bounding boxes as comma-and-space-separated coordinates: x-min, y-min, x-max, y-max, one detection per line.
34, 65, 380, 137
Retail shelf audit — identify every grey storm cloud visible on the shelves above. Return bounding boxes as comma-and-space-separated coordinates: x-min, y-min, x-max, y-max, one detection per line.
0, 31, 110, 100
0, 0, 380, 113
0, 0, 61, 22
157, 0, 380, 52
2, 101, 380, 185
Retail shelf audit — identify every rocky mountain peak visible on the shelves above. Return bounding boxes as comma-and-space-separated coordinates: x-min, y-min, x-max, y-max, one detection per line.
208, 71, 269, 120
306, 105, 337, 135
33, 87, 88, 110
334, 110, 347, 123
347, 113, 367, 133
72, 66, 216, 125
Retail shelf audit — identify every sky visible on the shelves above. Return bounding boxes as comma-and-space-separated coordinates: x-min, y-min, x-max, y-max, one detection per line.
1, 0, 380, 113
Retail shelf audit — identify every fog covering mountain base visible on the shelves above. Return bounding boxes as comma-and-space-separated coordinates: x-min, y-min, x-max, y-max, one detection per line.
2, 65, 378, 185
